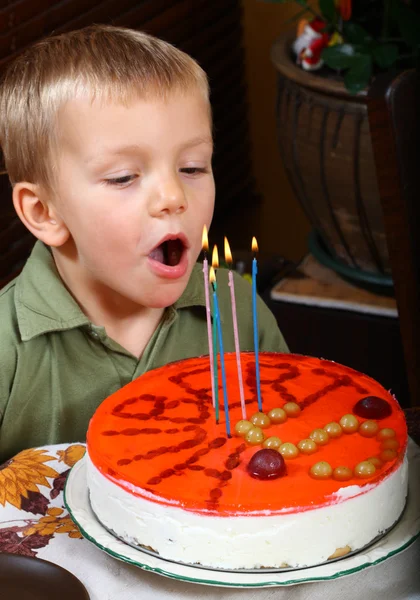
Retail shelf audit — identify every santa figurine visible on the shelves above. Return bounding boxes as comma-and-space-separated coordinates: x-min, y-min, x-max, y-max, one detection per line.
292, 17, 331, 71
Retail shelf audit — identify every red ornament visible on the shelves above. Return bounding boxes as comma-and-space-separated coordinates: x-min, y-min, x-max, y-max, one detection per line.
292, 17, 330, 71
338, 0, 352, 21
247, 449, 287, 480
353, 396, 392, 420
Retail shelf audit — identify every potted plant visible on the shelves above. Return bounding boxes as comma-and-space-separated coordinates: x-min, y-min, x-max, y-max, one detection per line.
267, 0, 420, 287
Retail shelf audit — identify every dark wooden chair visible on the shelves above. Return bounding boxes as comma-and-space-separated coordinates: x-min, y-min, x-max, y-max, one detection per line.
367, 70, 420, 411
0, 169, 35, 288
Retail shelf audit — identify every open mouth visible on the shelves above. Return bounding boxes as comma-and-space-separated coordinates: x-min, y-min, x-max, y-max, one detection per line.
148, 238, 185, 267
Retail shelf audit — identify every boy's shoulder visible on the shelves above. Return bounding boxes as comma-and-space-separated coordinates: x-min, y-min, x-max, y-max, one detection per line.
0, 278, 20, 338
0, 278, 18, 299
0, 241, 76, 349
2, 242, 88, 340
0, 278, 21, 385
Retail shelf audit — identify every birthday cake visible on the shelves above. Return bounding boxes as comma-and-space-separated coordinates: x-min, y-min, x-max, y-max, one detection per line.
86, 352, 408, 570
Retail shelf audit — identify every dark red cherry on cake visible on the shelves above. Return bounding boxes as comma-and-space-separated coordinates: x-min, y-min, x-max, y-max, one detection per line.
353, 396, 392, 420
247, 449, 286, 480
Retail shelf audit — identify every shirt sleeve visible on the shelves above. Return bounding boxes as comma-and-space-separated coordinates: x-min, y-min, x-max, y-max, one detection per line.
0, 289, 19, 437
0, 335, 17, 412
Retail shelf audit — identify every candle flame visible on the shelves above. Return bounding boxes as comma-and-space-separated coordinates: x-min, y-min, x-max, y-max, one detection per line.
202, 225, 209, 252
209, 265, 216, 284
252, 236, 259, 253
224, 237, 233, 266
212, 245, 219, 269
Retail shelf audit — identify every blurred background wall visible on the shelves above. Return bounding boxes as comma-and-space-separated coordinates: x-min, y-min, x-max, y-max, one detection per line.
240, 0, 311, 262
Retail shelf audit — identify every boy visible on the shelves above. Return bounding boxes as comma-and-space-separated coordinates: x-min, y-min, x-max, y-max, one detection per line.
0, 25, 288, 463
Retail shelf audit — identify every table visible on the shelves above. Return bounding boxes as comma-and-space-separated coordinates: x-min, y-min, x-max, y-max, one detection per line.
0, 443, 419, 600
263, 254, 412, 408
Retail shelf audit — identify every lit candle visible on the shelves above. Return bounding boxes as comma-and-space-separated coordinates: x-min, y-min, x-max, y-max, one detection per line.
224, 237, 246, 419
201, 225, 215, 408
252, 236, 262, 411
211, 245, 220, 423
210, 265, 231, 438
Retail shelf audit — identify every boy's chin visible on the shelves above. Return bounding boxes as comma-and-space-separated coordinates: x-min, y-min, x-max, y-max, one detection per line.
144, 284, 188, 309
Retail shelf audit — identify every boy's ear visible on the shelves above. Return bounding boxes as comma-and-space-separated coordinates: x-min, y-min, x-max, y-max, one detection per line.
12, 182, 70, 247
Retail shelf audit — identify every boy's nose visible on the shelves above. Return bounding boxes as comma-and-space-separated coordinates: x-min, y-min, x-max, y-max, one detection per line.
149, 175, 187, 217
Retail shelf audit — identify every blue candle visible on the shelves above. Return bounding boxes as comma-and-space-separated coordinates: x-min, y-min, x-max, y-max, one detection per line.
252, 237, 262, 411
210, 267, 231, 437
211, 247, 220, 423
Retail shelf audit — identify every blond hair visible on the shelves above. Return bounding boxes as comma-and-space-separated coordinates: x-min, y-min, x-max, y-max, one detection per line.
0, 24, 209, 191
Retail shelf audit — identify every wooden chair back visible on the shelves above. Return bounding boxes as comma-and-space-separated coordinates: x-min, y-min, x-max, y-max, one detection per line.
367, 70, 420, 407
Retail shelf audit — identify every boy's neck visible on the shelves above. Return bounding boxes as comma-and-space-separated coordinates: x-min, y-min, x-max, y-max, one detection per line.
99, 309, 165, 359
51, 246, 165, 359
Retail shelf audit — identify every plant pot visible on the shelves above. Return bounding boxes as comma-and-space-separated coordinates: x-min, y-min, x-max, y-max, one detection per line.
271, 33, 392, 287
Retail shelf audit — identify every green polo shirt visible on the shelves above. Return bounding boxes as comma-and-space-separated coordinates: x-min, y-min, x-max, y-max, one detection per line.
0, 242, 288, 462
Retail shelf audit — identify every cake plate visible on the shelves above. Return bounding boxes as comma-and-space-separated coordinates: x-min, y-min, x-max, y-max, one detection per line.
64, 439, 420, 588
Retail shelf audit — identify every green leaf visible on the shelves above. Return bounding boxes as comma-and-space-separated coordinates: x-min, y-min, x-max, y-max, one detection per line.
388, 0, 400, 22
396, 1, 420, 46
343, 23, 372, 45
284, 6, 312, 23
322, 44, 362, 69
344, 55, 373, 95
372, 43, 399, 69
319, 0, 336, 21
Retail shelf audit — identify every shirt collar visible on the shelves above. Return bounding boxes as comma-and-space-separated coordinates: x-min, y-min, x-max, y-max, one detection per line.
15, 242, 90, 341
15, 242, 206, 341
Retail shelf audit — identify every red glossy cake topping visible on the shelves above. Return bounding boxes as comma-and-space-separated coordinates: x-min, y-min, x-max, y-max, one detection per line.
87, 353, 407, 515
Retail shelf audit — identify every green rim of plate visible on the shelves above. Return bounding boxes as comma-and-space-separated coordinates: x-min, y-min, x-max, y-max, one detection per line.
63, 458, 419, 588
308, 230, 394, 288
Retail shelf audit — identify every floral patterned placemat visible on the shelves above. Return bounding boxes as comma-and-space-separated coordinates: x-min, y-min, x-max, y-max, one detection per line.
0, 444, 85, 556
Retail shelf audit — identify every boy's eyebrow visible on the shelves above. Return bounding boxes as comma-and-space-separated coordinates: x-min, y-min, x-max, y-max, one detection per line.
177, 135, 214, 149
88, 136, 213, 163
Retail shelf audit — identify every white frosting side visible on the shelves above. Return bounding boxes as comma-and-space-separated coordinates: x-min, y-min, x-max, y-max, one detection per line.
86, 453, 408, 569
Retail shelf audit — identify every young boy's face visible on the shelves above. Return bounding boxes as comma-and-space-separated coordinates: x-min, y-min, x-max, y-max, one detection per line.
51, 88, 215, 311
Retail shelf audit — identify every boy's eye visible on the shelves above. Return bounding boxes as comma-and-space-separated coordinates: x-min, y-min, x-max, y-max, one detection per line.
105, 174, 137, 187
180, 167, 207, 176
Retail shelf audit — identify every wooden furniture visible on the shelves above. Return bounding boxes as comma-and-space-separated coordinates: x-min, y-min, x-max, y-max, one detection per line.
0, 0, 256, 287
367, 70, 420, 408
0, 172, 34, 288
